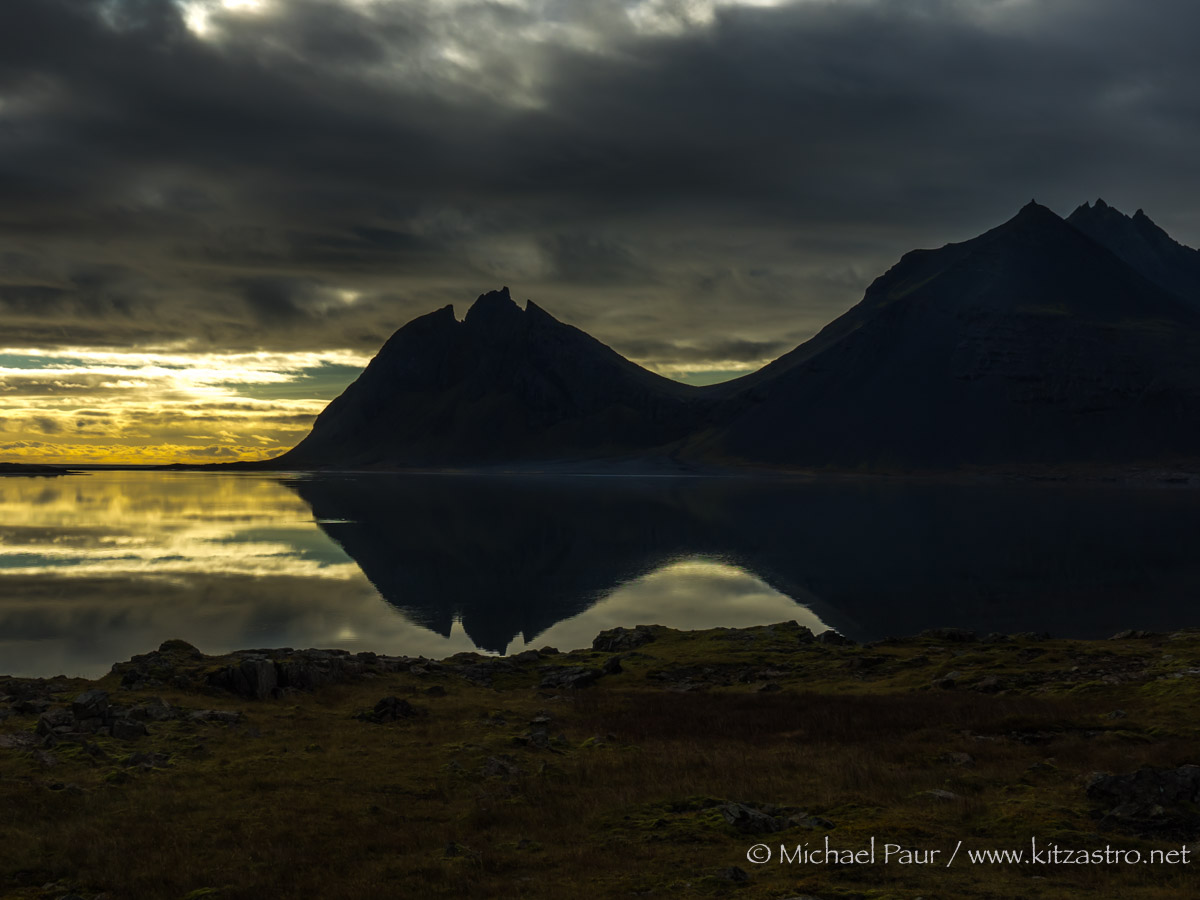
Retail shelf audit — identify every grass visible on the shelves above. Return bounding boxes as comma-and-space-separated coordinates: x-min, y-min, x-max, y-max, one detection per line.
3, 625, 1200, 898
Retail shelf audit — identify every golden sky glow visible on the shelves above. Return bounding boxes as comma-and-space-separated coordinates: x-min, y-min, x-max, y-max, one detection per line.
0, 347, 371, 464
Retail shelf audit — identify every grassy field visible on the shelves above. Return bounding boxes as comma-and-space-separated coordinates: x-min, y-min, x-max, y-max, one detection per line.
2, 624, 1199, 899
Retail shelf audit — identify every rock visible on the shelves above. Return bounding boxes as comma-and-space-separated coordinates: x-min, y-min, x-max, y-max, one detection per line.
0, 733, 40, 750
481, 755, 523, 778
815, 630, 854, 646
973, 676, 1003, 693
207, 658, 278, 700
127, 698, 175, 721
35, 708, 74, 737
924, 789, 960, 801
424, 685, 446, 697
920, 628, 977, 642
71, 696, 110, 724
1087, 765, 1200, 835
718, 802, 785, 834
769, 620, 815, 642
592, 626, 657, 653
158, 639, 204, 657
358, 697, 425, 724
188, 710, 243, 725
13, 698, 51, 715
538, 667, 602, 690
601, 656, 623, 676
981, 632, 1011, 643
1109, 629, 1159, 640
757, 682, 782, 693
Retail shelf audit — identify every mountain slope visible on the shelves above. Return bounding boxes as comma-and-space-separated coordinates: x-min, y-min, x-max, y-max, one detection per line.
273, 287, 710, 468
690, 202, 1200, 467
1067, 199, 1200, 304
273, 203, 1200, 472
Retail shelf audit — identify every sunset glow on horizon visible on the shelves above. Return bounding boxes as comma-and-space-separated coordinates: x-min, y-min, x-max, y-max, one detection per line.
0, 347, 370, 464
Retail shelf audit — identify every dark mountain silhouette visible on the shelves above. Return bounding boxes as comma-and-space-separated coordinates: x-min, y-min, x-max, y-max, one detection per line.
1067, 199, 1200, 304
287, 474, 1200, 648
273, 287, 710, 468
694, 202, 1200, 467
271, 202, 1200, 471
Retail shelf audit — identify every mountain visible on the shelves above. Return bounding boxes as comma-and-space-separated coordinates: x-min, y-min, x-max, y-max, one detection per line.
694, 202, 1200, 467
273, 287, 710, 468
1067, 199, 1200, 304
272, 203, 1200, 471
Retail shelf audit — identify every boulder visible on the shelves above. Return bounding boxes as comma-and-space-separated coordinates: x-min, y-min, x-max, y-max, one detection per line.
592, 626, 657, 653
815, 630, 854, 646
718, 802, 785, 834
1087, 765, 1200, 835
358, 697, 425, 724
70, 696, 111, 724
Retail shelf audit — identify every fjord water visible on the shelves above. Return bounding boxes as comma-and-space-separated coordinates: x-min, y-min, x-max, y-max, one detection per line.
3, 471, 1200, 678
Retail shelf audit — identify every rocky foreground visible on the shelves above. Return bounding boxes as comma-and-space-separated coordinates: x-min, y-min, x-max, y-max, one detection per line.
3, 624, 1200, 899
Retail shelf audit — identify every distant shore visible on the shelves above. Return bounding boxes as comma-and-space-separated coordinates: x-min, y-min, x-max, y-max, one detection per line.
7, 457, 1200, 486
0, 462, 73, 477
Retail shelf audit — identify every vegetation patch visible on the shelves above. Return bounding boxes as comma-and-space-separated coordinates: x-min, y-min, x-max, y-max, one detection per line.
3, 626, 1200, 898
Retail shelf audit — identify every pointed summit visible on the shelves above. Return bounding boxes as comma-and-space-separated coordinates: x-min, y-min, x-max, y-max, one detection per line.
464, 286, 522, 328
271, 286, 705, 469
1068, 201, 1200, 304
1002, 200, 1067, 233
696, 198, 1200, 468
268, 202, 1200, 474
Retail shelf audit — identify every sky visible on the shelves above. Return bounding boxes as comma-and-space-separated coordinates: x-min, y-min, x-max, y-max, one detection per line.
2, 0, 1199, 463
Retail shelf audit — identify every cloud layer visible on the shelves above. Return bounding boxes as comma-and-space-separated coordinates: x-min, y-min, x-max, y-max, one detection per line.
2, 0, 1199, 459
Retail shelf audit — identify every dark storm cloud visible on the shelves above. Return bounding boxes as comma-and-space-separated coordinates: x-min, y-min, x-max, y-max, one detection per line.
1, 0, 1198, 367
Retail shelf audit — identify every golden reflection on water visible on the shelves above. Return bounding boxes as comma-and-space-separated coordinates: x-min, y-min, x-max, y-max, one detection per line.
515, 559, 827, 654
0, 472, 358, 579
0, 473, 813, 678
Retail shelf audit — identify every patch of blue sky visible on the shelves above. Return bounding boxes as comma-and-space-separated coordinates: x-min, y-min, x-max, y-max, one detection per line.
230, 362, 362, 400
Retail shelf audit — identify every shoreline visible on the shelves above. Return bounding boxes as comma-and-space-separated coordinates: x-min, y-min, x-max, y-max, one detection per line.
3, 623, 1199, 898
7, 459, 1200, 488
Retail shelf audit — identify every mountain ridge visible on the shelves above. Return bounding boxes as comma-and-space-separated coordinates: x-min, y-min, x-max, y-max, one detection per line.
268, 201, 1200, 472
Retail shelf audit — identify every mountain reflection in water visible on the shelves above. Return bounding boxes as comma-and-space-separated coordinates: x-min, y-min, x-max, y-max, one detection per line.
2, 471, 1200, 678
292, 474, 1200, 651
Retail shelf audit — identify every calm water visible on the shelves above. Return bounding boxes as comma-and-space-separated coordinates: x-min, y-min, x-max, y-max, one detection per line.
2, 471, 1200, 678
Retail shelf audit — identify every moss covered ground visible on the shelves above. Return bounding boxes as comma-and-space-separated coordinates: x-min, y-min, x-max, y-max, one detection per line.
2, 624, 1199, 899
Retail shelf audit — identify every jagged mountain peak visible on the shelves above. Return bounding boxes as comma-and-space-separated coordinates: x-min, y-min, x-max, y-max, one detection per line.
463, 285, 523, 327
269, 201, 1200, 473
1010, 199, 1061, 223
1067, 199, 1200, 303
